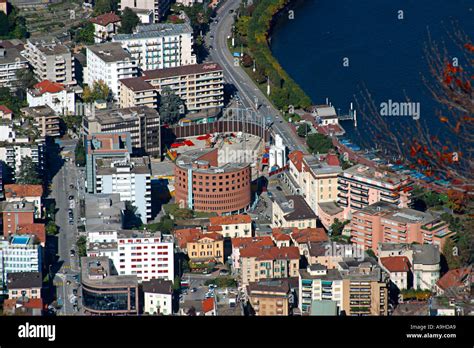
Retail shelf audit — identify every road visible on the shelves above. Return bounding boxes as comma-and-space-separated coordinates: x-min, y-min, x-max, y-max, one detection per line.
49, 138, 84, 315
208, 0, 307, 153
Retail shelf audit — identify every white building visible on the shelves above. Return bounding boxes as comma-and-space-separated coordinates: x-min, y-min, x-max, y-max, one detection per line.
298, 265, 344, 314
0, 235, 42, 292
27, 80, 76, 115
95, 157, 151, 224
269, 134, 286, 170
208, 214, 252, 238
0, 42, 29, 89
89, 12, 121, 43
85, 42, 138, 100
23, 38, 76, 86
0, 124, 16, 143
113, 23, 196, 71
379, 256, 411, 291
119, 0, 172, 23
87, 230, 174, 283
0, 141, 45, 177
143, 279, 173, 315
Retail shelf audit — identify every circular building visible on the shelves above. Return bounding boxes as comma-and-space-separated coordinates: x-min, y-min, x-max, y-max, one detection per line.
175, 148, 251, 215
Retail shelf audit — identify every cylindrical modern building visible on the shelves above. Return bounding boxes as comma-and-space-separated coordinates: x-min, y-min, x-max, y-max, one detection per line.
174, 148, 251, 215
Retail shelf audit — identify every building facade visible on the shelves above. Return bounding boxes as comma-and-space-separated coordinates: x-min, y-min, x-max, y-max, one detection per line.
23, 38, 75, 85
113, 23, 196, 71
27, 80, 76, 115
85, 42, 138, 100
119, 0, 172, 23
0, 41, 29, 89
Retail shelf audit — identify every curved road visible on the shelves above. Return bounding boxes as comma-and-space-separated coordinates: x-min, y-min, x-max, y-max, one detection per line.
207, 0, 307, 154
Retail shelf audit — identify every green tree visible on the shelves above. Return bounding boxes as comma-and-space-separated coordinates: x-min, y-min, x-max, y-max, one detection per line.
330, 218, 348, 236
83, 80, 110, 102
306, 133, 333, 154
46, 221, 58, 235
123, 201, 143, 229
172, 276, 181, 291
94, 0, 117, 15
0, 12, 9, 37
16, 156, 42, 185
119, 7, 140, 34
297, 123, 311, 137
77, 236, 87, 257
75, 140, 86, 166
366, 249, 377, 259
76, 22, 95, 45
159, 86, 184, 124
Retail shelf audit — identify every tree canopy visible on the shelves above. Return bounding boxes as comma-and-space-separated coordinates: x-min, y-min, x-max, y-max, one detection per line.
76, 22, 95, 45
119, 7, 140, 34
306, 133, 333, 154
16, 156, 42, 185
159, 87, 184, 124
83, 80, 111, 102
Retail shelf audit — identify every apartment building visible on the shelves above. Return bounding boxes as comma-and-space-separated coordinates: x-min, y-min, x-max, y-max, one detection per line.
247, 279, 291, 316
339, 258, 389, 316
27, 80, 76, 115
84, 194, 126, 233
0, 41, 29, 89
95, 157, 152, 223
231, 236, 274, 272
186, 232, 224, 264
240, 246, 300, 287
141, 62, 224, 112
81, 256, 138, 315
0, 140, 45, 178
113, 23, 196, 71
89, 12, 121, 43
87, 230, 174, 283
349, 201, 453, 252
0, 201, 35, 236
378, 243, 441, 291
379, 256, 411, 291
21, 106, 61, 137
0, 105, 13, 120
143, 278, 173, 315
119, 0, 172, 23
85, 42, 138, 100
83, 106, 161, 158
23, 38, 75, 85
338, 164, 413, 219
286, 151, 342, 216
7, 271, 42, 300
85, 133, 132, 194
271, 194, 317, 229
119, 77, 158, 109
4, 184, 43, 219
0, 234, 43, 291
208, 214, 252, 238
299, 265, 344, 315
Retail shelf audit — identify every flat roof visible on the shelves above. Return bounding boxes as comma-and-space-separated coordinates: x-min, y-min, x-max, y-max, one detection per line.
81, 256, 137, 287
114, 22, 193, 41
142, 62, 223, 80
87, 42, 133, 62
96, 157, 150, 176
273, 194, 317, 221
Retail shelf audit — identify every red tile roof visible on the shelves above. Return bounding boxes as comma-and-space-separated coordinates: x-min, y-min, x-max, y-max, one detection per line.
240, 246, 300, 261
288, 151, 304, 172
380, 256, 411, 273
174, 228, 201, 248
209, 214, 251, 225
272, 230, 291, 241
326, 153, 340, 166
33, 80, 64, 95
16, 224, 46, 245
436, 267, 471, 291
90, 12, 121, 26
207, 225, 223, 232
231, 236, 274, 249
291, 228, 328, 244
197, 232, 223, 242
0, 105, 13, 114
202, 297, 214, 313
4, 184, 43, 198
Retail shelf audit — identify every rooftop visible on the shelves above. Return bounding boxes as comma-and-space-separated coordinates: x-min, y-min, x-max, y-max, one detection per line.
175, 148, 249, 174
142, 279, 173, 295
27, 38, 70, 56
247, 279, 290, 294
120, 77, 155, 92
84, 194, 125, 232
89, 106, 159, 126
81, 256, 137, 287
0, 201, 35, 213
87, 133, 132, 155
4, 184, 43, 198
341, 164, 411, 186
114, 22, 193, 41
209, 214, 251, 226
436, 267, 471, 291
142, 62, 223, 80
240, 245, 300, 261
89, 12, 121, 26
380, 256, 411, 273
7, 271, 42, 289
231, 236, 274, 249
87, 42, 133, 63
273, 194, 317, 222
318, 201, 344, 215
30, 80, 65, 96
96, 156, 150, 176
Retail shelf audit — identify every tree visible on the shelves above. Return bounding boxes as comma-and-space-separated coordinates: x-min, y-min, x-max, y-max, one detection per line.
76, 22, 95, 45
159, 87, 184, 124
330, 218, 348, 236
0, 12, 9, 36
46, 221, 58, 235
75, 140, 86, 166
94, 0, 118, 15
123, 201, 143, 229
297, 123, 311, 137
306, 133, 333, 154
83, 80, 110, 102
119, 7, 140, 34
16, 156, 42, 185
77, 236, 87, 257
366, 249, 377, 259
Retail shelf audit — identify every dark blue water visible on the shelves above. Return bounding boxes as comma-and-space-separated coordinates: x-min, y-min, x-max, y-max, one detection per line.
271, 0, 474, 145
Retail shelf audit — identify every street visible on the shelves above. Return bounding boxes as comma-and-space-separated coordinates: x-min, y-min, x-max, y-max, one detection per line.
208, 0, 308, 153
49, 139, 84, 315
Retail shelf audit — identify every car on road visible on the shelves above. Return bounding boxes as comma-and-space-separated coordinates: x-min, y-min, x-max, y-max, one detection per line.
70, 249, 76, 257
66, 280, 71, 285
73, 289, 78, 296
209, 45, 213, 50
68, 195, 74, 201
276, 186, 282, 191
190, 287, 197, 293
210, 35, 214, 39
219, 269, 229, 276
69, 184, 74, 189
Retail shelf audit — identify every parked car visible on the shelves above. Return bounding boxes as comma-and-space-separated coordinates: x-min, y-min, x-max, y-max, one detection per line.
69, 184, 74, 189
68, 195, 74, 201
73, 289, 78, 296
190, 287, 197, 293
219, 269, 229, 276
70, 249, 76, 256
